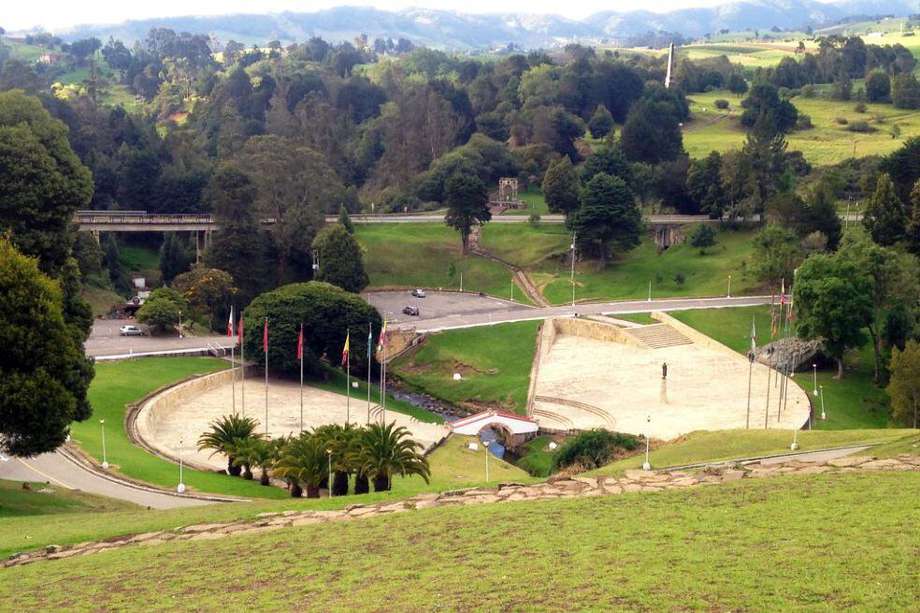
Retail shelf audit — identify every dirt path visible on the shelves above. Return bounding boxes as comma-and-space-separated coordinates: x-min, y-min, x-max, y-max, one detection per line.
469, 225, 550, 306
7, 453, 917, 568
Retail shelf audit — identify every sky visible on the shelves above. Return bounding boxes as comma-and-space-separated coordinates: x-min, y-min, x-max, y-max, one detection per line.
3, 0, 735, 32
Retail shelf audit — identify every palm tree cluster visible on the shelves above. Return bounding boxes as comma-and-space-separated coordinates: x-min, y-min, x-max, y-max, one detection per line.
198, 417, 430, 498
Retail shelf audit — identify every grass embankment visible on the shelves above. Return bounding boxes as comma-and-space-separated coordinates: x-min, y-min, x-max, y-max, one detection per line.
355, 223, 530, 302
118, 244, 160, 281
537, 228, 758, 305
80, 285, 125, 316
514, 435, 559, 477
391, 321, 541, 414
0, 480, 138, 518
0, 435, 531, 559
72, 358, 292, 499
589, 429, 915, 476
608, 312, 656, 325
3, 471, 918, 610
684, 89, 920, 166
478, 223, 570, 267
671, 306, 891, 429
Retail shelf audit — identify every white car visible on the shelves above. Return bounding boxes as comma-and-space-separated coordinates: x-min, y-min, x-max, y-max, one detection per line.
411, 288, 427, 298
119, 325, 144, 336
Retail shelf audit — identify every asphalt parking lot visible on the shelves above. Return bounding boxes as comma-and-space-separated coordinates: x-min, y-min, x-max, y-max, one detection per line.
85, 318, 229, 358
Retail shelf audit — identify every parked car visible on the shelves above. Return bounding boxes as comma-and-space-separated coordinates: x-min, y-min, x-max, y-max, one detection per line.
411, 288, 427, 298
119, 325, 145, 336
402, 305, 420, 316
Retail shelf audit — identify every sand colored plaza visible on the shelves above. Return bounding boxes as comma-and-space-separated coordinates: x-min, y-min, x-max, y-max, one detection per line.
136, 369, 450, 471
530, 315, 811, 440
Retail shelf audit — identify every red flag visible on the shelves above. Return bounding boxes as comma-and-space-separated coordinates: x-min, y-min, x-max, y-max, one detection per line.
263, 319, 269, 352
227, 306, 234, 337
238, 316, 244, 343
297, 324, 304, 360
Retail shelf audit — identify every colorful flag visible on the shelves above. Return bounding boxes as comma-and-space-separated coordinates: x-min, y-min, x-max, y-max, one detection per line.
297, 324, 304, 361
263, 318, 269, 352
377, 320, 388, 352
341, 331, 350, 367
227, 306, 234, 337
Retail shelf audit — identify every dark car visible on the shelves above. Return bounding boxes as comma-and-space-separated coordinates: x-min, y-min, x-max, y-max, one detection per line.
402, 305, 420, 316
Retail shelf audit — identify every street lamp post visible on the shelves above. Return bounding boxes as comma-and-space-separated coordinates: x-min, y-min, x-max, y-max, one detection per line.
177, 438, 186, 494
820, 385, 826, 421
177, 309, 183, 339
790, 427, 799, 451
570, 232, 576, 312
100, 419, 108, 469
642, 415, 651, 471
484, 440, 490, 482
812, 363, 818, 397
327, 449, 333, 498
727, 274, 732, 298
647, 280, 652, 303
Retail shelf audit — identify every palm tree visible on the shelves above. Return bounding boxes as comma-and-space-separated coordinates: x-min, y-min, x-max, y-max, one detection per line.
314, 423, 357, 496
197, 415, 259, 476
231, 438, 273, 484
273, 433, 327, 498
354, 422, 430, 492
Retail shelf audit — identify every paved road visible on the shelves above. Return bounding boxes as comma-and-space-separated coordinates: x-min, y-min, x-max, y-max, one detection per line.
87, 319, 230, 359
366, 291, 773, 332
0, 449, 213, 509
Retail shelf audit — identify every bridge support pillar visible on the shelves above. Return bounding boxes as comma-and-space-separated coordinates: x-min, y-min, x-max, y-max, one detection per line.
91, 230, 100, 244
195, 231, 201, 264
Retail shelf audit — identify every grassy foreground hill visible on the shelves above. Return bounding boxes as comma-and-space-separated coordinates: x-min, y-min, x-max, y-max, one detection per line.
2, 471, 917, 609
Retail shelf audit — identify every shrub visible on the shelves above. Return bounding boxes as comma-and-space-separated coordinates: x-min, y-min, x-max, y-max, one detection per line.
891, 124, 902, 139
847, 121, 875, 133
551, 430, 640, 472
795, 113, 813, 130
674, 272, 686, 286
713, 98, 730, 110
136, 287, 189, 335
801, 84, 816, 98
689, 223, 717, 251
854, 102, 867, 113
528, 212, 541, 226
835, 116, 848, 125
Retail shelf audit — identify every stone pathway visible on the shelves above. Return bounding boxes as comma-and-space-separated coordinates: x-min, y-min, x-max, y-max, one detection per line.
6, 454, 918, 568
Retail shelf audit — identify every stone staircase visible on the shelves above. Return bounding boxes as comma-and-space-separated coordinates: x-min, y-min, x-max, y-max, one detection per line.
625, 324, 692, 349
530, 406, 576, 431
532, 395, 616, 430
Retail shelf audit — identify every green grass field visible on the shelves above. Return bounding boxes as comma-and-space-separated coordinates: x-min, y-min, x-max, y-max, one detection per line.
0, 434, 532, 559
0, 480, 138, 518
355, 224, 529, 300
609, 312, 657, 325
685, 89, 920, 165
3, 471, 917, 610
391, 320, 541, 414
589, 428, 915, 476
672, 306, 892, 429
478, 223, 570, 267
537, 227, 759, 305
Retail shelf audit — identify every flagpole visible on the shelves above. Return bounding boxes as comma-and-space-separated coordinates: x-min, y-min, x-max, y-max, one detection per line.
367, 323, 372, 424
240, 317, 245, 418
346, 334, 351, 427
299, 323, 304, 434
264, 317, 269, 437
746, 314, 755, 429
230, 306, 236, 416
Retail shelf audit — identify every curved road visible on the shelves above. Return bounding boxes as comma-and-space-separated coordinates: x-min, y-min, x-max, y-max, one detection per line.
0, 448, 213, 509
366, 291, 774, 332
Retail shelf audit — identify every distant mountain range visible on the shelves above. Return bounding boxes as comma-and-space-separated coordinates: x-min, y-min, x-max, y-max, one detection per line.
55, 1, 918, 50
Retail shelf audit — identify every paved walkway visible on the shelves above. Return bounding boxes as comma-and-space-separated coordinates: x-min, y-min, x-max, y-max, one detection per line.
0, 449, 213, 509
7, 452, 917, 568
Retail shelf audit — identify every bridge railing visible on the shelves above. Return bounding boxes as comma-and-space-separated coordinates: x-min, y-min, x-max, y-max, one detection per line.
74, 213, 216, 225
